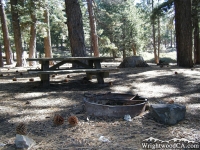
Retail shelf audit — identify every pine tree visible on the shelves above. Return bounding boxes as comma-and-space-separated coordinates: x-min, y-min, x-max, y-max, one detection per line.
64, 0, 86, 62
0, 0, 13, 65
11, 0, 26, 67
174, 0, 193, 67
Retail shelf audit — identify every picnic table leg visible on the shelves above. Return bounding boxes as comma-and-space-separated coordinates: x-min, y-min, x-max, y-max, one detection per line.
86, 60, 94, 80
86, 73, 92, 80
96, 72, 104, 84
93, 60, 101, 69
88, 60, 106, 84
93, 60, 105, 83
41, 60, 50, 86
88, 60, 94, 68
41, 75, 50, 86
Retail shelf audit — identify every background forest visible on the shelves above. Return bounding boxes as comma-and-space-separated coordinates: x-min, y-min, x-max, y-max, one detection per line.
0, 0, 199, 67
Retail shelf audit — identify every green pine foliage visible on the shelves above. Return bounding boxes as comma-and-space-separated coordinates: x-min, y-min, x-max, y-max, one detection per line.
94, 0, 143, 57
1, 0, 197, 59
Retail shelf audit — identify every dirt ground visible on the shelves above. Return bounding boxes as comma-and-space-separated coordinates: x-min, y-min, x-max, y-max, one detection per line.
0, 61, 200, 150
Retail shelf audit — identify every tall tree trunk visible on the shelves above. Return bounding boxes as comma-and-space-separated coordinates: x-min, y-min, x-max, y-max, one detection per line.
174, 0, 193, 67
152, 0, 158, 64
170, 29, 173, 47
193, 23, 199, 64
192, 0, 200, 64
56, 35, 59, 49
28, 14, 37, 66
123, 18, 126, 59
61, 39, 63, 50
132, 43, 136, 56
65, 0, 86, 59
174, 31, 176, 47
0, 0, 13, 65
87, 0, 99, 57
44, 9, 53, 60
157, 16, 160, 62
0, 43, 3, 67
11, 0, 26, 67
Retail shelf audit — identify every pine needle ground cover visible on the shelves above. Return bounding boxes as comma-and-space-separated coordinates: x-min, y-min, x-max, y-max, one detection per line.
0, 58, 200, 149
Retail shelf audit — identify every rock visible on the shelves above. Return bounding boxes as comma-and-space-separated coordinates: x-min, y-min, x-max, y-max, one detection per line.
149, 104, 186, 125
124, 114, 132, 121
157, 60, 169, 66
15, 134, 36, 149
0, 143, 6, 147
118, 56, 149, 68
99, 136, 110, 143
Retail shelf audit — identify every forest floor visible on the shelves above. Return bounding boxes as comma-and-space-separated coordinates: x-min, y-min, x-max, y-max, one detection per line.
0, 56, 200, 150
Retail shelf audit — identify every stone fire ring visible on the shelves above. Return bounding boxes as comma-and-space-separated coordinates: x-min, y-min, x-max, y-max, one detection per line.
83, 93, 148, 118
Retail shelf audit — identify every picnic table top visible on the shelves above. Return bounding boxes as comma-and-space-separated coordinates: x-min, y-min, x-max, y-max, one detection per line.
26, 57, 114, 61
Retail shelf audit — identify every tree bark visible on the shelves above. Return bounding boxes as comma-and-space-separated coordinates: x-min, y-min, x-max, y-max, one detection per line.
157, 16, 160, 62
0, 43, 3, 67
170, 30, 173, 47
122, 18, 126, 59
152, 0, 158, 64
65, 0, 86, 59
44, 9, 52, 58
11, 0, 26, 67
28, 14, 37, 66
87, 0, 99, 57
44, 9, 53, 65
174, 0, 193, 67
0, 0, 13, 65
132, 43, 136, 56
192, 0, 200, 64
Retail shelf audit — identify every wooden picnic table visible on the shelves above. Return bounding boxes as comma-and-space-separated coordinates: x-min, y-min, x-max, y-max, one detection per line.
27, 57, 118, 86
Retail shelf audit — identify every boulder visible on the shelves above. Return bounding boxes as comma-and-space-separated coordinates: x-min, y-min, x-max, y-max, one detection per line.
15, 134, 36, 149
149, 104, 186, 125
118, 56, 149, 68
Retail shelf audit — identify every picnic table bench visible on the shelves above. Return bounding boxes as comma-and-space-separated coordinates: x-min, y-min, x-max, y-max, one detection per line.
27, 57, 118, 86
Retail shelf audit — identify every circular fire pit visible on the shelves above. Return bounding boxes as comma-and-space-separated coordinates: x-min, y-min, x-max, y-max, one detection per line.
83, 92, 148, 118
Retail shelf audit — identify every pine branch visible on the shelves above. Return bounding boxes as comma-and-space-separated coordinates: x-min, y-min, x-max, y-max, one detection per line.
151, 0, 174, 21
